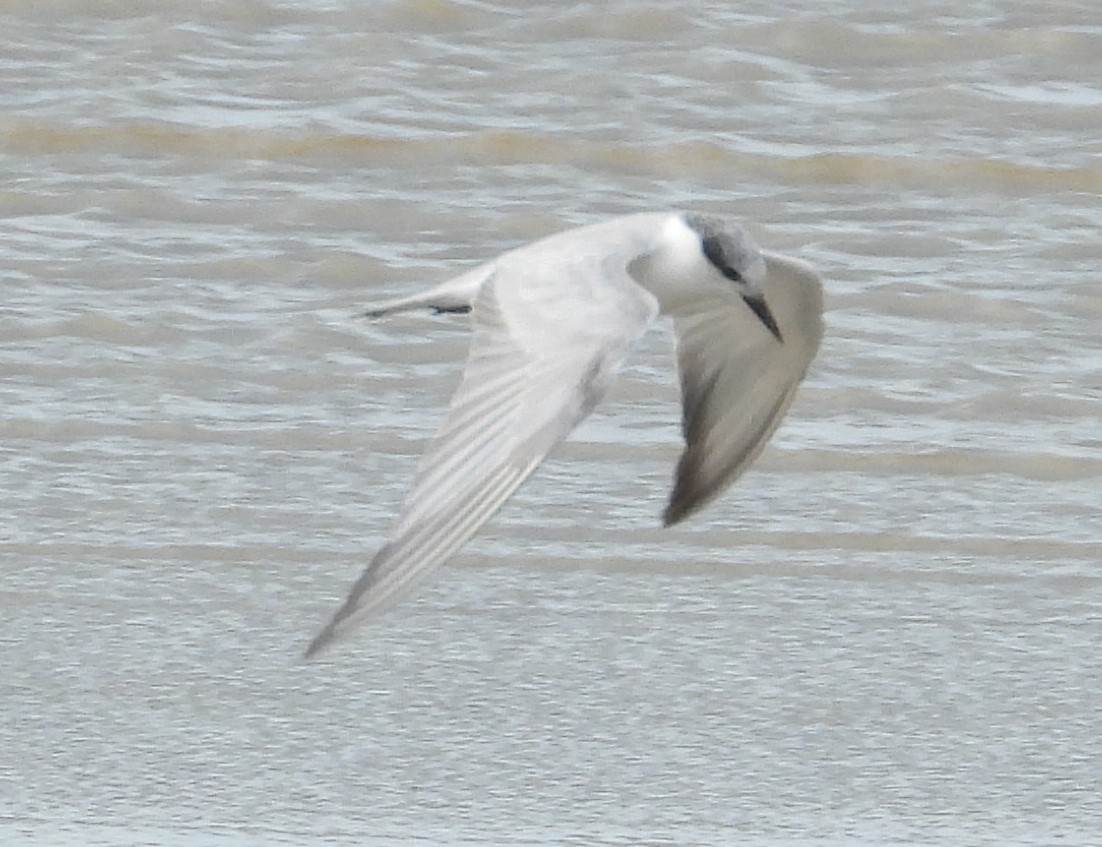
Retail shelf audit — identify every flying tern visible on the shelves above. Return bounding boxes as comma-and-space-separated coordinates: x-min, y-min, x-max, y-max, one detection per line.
306, 211, 823, 657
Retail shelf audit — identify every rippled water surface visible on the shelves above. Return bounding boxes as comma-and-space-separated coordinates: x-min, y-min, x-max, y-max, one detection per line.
2, 1, 1100, 845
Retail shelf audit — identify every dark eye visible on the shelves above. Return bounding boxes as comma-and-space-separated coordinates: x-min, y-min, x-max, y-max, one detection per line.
701, 235, 743, 283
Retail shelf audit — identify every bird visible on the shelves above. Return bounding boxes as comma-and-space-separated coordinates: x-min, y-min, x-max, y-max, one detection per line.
305, 211, 823, 658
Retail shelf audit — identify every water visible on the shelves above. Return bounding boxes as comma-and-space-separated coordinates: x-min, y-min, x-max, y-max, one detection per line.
2, 1, 1100, 844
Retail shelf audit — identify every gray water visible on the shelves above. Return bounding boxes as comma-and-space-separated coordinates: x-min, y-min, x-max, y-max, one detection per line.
2, 1, 1101, 844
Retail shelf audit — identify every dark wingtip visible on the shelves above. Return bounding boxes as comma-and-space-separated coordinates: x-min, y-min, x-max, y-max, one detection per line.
302, 626, 335, 661
662, 498, 691, 528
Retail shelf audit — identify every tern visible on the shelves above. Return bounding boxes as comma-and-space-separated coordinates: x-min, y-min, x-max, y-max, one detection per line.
306, 211, 823, 657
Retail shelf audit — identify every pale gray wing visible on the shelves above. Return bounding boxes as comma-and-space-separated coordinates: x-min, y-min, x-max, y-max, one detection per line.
306, 265, 658, 657
664, 253, 823, 526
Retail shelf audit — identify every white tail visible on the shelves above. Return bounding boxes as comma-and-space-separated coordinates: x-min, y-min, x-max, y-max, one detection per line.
363, 263, 494, 317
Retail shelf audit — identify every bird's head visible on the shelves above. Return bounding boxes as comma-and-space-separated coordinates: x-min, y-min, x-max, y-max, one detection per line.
684, 213, 783, 342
